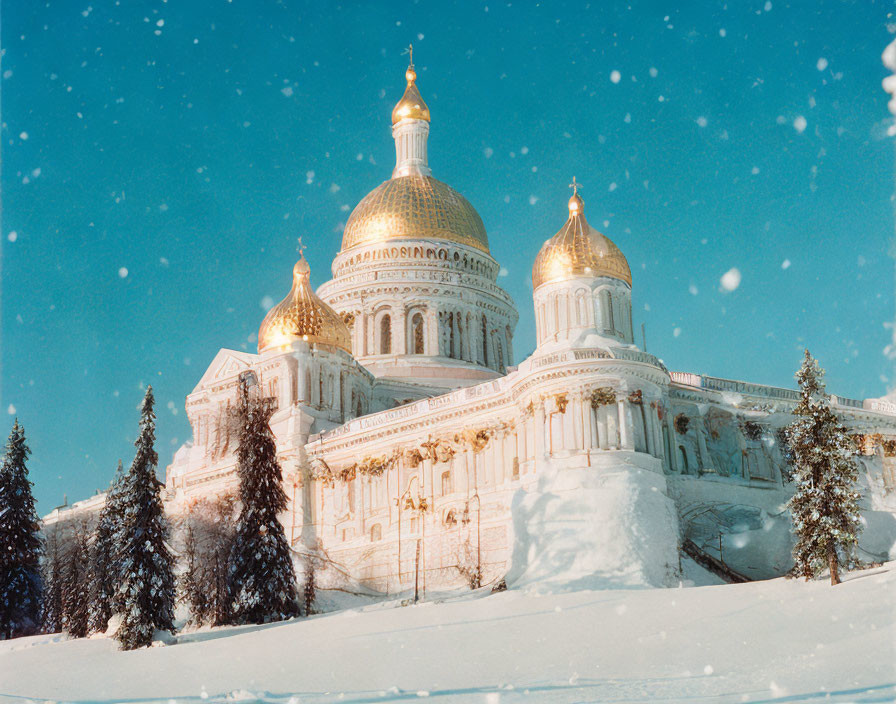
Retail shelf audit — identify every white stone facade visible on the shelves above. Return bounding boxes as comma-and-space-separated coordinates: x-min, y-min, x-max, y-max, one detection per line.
48, 61, 896, 593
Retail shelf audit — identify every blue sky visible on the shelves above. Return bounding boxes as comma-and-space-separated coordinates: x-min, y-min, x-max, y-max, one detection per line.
3, 1, 894, 511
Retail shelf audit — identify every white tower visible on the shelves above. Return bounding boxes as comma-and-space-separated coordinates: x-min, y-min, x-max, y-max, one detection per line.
317, 50, 518, 404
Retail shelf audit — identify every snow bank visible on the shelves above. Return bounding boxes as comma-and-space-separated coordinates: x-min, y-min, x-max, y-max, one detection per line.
3, 565, 894, 703
506, 458, 680, 592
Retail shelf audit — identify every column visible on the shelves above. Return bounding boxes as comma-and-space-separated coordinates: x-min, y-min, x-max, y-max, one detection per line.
597, 405, 608, 449
617, 399, 632, 450
366, 313, 375, 357
667, 417, 679, 473
395, 310, 407, 355
426, 309, 439, 356
653, 407, 664, 460
643, 405, 654, 456
582, 398, 593, 453
534, 402, 546, 468
696, 419, 711, 472
572, 394, 584, 450
495, 431, 506, 483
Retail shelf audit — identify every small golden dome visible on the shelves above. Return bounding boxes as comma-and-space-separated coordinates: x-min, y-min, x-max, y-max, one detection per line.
532, 184, 632, 289
258, 255, 352, 354
391, 56, 430, 124
341, 175, 489, 253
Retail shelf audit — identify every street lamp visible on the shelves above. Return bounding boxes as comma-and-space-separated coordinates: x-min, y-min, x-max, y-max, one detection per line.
462, 492, 482, 589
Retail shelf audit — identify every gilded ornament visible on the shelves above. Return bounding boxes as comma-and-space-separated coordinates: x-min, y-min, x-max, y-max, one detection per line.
591, 387, 617, 408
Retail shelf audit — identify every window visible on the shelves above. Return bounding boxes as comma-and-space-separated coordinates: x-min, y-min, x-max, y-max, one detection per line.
448, 312, 456, 359
370, 524, 382, 542
412, 313, 425, 354
444, 509, 457, 526
602, 290, 615, 332
481, 315, 489, 365
441, 470, 453, 495
380, 314, 392, 354
512, 456, 520, 480
678, 446, 689, 473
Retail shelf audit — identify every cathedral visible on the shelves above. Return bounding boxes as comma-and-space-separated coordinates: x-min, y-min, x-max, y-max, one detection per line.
56, 54, 896, 592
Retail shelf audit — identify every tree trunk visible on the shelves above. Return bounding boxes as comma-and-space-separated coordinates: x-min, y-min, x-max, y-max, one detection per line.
828, 543, 841, 585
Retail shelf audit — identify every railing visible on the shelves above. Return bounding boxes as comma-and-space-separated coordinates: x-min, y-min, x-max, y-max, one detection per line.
670, 372, 887, 413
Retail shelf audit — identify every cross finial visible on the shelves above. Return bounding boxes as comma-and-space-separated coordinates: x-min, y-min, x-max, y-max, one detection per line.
296, 236, 306, 258
406, 43, 414, 67
569, 176, 582, 195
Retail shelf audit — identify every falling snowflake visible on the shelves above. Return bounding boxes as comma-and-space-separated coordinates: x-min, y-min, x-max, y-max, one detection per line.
720, 268, 741, 292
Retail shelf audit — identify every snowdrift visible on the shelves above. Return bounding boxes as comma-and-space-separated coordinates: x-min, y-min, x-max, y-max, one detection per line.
506, 458, 680, 591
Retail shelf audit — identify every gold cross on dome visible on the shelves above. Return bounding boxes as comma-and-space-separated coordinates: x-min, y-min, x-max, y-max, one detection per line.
569, 176, 582, 195
404, 43, 414, 66
296, 236, 306, 257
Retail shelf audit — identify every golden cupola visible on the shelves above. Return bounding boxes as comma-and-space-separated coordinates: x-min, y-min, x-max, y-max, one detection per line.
339, 47, 490, 254
532, 182, 632, 289
258, 254, 352, 354
391, 49, 430, 125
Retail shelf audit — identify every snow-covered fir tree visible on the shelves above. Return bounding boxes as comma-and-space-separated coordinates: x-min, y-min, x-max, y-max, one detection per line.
227, 380, 299, 624
785, 350, 863, 585
61, 522, 90, 638
114, 386, 176, 649
40, 524, 65, 634
88, 460, 125, 634
0, 420, 43, 639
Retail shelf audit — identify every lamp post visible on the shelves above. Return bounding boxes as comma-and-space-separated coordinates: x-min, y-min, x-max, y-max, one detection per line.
462, 492, 482, 589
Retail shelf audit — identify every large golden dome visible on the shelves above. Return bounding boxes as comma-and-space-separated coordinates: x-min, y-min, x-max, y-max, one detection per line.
258, 255, 352, 354
341, 175, 490, 253
532, 186, 631, 289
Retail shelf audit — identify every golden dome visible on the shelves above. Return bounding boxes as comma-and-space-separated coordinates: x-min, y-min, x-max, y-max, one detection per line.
341, 175, 490, 253
532, 184, 632, 289
258, 255, 352, 354
391, 57, 430, 124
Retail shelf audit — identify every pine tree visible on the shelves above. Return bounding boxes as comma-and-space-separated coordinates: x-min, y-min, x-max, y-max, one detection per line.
88, 461, 124, 634
179, 520, 211, 627
114, 386, 176, 649
0, 420, 43, 639
786, 350, 863, 585
40, 525, 64, 634
227, 381, 299, 624
61, 522, 90, 638
302, 557, 316, 616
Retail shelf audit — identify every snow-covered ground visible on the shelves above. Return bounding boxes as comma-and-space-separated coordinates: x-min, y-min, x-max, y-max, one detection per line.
1, 561, 894, 704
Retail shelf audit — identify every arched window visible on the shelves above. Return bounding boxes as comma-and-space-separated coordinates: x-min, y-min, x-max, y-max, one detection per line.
481, 315, 489, 366
497, 339, 505, 372
380, 314, 392, 354
412, 313, 425, 354
678, 446, 689, 474
370, 524, 382, 542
